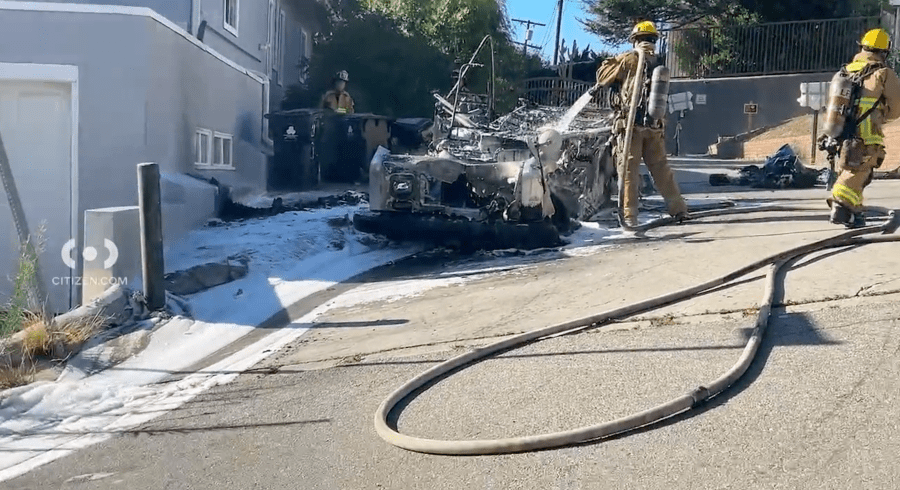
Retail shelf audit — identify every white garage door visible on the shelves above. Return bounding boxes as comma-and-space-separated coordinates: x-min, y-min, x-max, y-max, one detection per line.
0, 80, 74, 313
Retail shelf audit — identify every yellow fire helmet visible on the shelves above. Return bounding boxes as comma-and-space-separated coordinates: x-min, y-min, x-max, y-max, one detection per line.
629, 21, 659, 42
860, 28, 891, 51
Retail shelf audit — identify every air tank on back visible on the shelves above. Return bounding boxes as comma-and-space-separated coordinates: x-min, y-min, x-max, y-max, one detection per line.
822, 71, 855, 139
647, 65, 670, 122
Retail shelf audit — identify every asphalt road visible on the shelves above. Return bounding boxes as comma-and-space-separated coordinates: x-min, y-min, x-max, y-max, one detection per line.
6, 177, 900, 490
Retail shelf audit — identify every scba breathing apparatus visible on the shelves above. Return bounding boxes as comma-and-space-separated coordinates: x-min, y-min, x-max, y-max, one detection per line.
819, 63, 884, 166
626, 56, 671, 129
819, 29, 891, 170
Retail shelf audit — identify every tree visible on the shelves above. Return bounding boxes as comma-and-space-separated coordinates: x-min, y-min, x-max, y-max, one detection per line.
281, 10, 453, 118
282, 0, 545, 117
363, 0, 512, 60
555, 42, 615, 82
362, 0, 544, 114
580, 0, 886, 43
580, 0, 750, 43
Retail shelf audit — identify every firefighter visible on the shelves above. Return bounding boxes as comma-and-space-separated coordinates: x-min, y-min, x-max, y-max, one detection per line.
321, 70, 355, 115
591, 21, 688, 228
827, 28, 900, 228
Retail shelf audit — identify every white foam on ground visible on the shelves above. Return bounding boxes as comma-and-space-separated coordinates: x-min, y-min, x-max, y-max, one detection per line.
1, 199, 748, 479
0, 206, 422, 482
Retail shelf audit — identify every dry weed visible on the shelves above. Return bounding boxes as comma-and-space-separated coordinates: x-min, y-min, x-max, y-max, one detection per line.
0, 350, 35, 390
49, 313, 107, 357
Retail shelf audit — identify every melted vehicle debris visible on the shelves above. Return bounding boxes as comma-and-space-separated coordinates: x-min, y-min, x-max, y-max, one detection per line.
353, 36, 619, 250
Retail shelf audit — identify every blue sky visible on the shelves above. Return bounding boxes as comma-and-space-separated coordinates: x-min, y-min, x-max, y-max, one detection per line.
504, 0, 625, 61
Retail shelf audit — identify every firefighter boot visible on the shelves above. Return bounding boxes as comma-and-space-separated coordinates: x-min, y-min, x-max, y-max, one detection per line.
829, 202, 854, 227
619, 213, 639, 229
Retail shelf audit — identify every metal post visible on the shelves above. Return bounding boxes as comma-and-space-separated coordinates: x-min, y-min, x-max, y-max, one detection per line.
554, 0, 564, 65
0, 129, 48, 312
674, 111, 684, 157
137, 162, 166, 311
810, 110, 819, 166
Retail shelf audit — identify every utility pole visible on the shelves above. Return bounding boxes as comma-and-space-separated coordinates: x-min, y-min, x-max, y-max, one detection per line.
553, 0, 564, 66
511, 18, 546, 57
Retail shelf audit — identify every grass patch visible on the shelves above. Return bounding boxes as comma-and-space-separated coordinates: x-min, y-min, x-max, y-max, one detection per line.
1, 225, 46, 341
0, 354, 35, 390
0, 224, 104, 389
47, 314, 107, 357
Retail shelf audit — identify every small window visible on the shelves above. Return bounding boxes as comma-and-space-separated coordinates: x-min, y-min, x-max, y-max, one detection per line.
195, 129, 212, 166
224, 0, 239, 36
213, 132, 234, 168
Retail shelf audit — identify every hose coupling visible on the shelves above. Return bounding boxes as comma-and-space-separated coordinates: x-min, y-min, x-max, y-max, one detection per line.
690, 386, 712, 408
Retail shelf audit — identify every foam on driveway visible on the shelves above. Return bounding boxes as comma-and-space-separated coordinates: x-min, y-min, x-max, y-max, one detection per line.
0, 205, 423, 481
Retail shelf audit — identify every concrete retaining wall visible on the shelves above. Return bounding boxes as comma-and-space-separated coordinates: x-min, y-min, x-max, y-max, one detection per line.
82, 207, 141, 304
666, 73, 833, 156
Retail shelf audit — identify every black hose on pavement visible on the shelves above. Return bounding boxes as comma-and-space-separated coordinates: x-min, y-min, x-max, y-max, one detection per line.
374, 207, 900, 455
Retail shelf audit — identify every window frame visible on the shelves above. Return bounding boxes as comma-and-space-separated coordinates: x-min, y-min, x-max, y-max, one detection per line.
223, 0, 239, 37
194, 128, 212, 168
195, 129, 235, 171
213, 132, 234, 169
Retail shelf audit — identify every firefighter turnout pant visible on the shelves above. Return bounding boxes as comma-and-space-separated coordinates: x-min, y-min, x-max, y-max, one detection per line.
616, 126, 688, 221
830, 144, 885, 212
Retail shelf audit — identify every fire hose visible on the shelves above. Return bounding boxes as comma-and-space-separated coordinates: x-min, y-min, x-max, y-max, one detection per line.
374, 206, 900, 455
617, 48, 647, 231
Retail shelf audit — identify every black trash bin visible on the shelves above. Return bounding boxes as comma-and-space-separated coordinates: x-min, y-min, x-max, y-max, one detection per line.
319, 113, 369, 183
265, 109, 326, 191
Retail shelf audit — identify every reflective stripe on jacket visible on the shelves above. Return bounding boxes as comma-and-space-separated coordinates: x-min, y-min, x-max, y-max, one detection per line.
857, 96, 882, 145
321, 90, 355, 114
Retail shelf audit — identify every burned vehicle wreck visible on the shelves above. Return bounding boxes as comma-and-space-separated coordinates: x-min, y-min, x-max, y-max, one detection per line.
353, 37, 618, 250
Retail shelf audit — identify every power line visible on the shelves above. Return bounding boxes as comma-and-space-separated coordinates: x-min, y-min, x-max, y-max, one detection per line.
511, 18, 547, 56
538, 2, 559, 51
